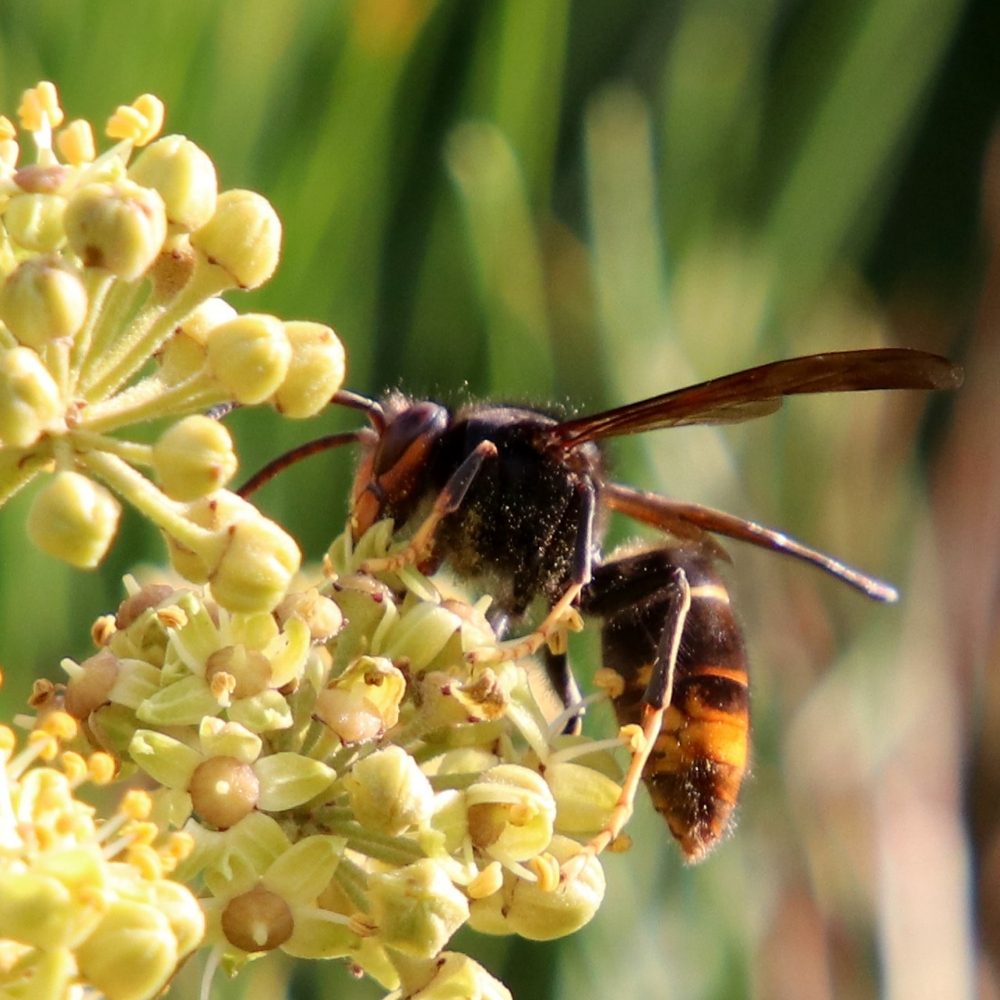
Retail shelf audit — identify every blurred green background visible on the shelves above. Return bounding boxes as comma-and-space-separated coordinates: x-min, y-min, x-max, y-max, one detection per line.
1, 1, 995, 998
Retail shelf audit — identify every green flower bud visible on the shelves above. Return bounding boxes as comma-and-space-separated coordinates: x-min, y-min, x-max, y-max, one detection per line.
64, 179, 167, 280
0, 345, 62, 447
205, 313, 291, 405
157, 298, 235, 382
164, 489, 246, 583
274, 589, 343, 642
344, 745, 435, 835
152, 414, 238, 501
465, 765, 556, 865
208, 510, 301, 613
0, 870, 78, 949
75, 899, 179, 1000
467, 835, 605, 941
271, 321, 346, 418
3, 192, 67, 252
404, 952, 513, 1000
128, 134, 218, 232
146, 879, 205, 958
27, 471, 121, 568
368, 859, 469, 958
190, 188, 281, 289
0, 255, 88, 349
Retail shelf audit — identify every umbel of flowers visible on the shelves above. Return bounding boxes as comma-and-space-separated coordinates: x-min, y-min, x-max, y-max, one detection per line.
0, 86, 630, 1000
0, 82, 347, 612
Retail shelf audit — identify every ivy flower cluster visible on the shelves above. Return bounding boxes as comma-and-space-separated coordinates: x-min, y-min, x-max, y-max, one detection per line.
0, 708, 204, 1000
0, 85, 633, 1000
20, 521, 622, 999
0, 82, 345, 612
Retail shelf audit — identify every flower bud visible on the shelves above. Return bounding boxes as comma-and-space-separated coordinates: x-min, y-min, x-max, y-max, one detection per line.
3, 193, 67, 252
274, 589, 343, 641
152, 415, 238, 501
75, 899, 179, 1000
147, 879, 205, 958
405, 952, 513, 1000
64, 179, 167, 280
190, 188, 281, 289
27, 471, 121, 568
368, 859, 469, 958
344, 745, 435, 835
164, 489, 247, 582
205, 313, 291, 405
128, 135, 218, 232
0, 256, 87, 349
468, 836, 605, 941
271, 321, 346, 418
0, 345, 62, 447
157, 297, 236, 383
208, 511, 301, 613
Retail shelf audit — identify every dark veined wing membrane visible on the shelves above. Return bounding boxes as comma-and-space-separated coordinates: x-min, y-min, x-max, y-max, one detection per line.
552, 349, 963, 446
603, 482, 899, 602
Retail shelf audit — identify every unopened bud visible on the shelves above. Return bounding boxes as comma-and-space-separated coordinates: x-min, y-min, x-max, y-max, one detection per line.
271, 321, 346, 418
128, 135, 218, 232
368, 859, 469, 958
64, 179, 167, 280
190, 189, 281, 289
205, 313, 291, 405
75, 900, 179, 1000
344, 745, 435, 835
208, 511, 301, 613
405, 952, 513, 1000
27, 471, 121, 568
3, 193, 67, 252
152, 415, 238, 501
0, 345, 63, 447
0, 255, 87, 349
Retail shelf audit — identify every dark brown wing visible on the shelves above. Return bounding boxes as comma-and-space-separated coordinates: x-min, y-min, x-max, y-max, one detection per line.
604, 482, 899, 602
552, 349, 962, 447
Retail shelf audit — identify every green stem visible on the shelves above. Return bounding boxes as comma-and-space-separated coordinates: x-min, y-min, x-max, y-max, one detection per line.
69, 430, 153, 467
81, 448, 216, 552
0, 443, 50, 508
78, 369, 227, 434
72, 273, 148, 395
80, 256, 233, 401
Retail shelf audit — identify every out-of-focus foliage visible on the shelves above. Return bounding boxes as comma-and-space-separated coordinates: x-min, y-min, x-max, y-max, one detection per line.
0, 1, 994, 998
